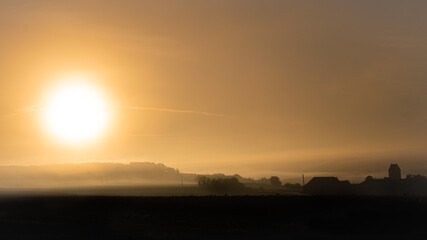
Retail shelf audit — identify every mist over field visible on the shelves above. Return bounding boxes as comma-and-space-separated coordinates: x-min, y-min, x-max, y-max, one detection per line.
0, 162, 196, 188
1, 156, 426, 190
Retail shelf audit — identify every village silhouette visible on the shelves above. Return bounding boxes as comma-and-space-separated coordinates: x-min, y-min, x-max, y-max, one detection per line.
196, 163, 427, 196
304, 164, 427, 195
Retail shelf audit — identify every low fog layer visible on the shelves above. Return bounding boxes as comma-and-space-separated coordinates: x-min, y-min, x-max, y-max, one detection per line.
1, 158, 427, 188
0, 162, 197, 188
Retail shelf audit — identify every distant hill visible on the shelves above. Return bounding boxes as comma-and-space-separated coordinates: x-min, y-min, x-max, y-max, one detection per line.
0, 162, 199, 188
0, 162, 288, 189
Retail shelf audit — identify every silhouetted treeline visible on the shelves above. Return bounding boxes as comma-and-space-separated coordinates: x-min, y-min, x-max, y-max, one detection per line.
197, 176, 245, 194
237, 175, 303, 192
284, 183, 303, 192
406, 174, 427, 181
196, 175, 304, 195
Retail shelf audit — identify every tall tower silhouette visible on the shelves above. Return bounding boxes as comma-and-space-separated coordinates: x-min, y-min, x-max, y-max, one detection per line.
388, 164, 401, 180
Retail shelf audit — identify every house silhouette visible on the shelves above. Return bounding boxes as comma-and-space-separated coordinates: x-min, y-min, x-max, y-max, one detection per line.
303, 177, 351, 195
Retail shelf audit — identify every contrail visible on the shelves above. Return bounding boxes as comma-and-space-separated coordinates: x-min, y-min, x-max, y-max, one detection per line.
1, 104, 227, 120
16, 104, 43, 114
0, 104, 43, 120
121, 106, 227, 117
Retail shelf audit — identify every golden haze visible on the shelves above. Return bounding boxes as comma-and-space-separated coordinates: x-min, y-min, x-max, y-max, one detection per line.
0, 1, 426, 181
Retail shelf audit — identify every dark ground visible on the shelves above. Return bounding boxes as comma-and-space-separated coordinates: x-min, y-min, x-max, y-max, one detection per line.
0, 195, 426, 239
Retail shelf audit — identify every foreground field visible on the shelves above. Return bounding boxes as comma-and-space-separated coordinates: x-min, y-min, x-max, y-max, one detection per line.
0, 195, 426, 239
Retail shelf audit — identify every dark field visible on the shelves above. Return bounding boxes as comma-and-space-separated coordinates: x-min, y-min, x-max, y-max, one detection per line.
0, 195, 426, 239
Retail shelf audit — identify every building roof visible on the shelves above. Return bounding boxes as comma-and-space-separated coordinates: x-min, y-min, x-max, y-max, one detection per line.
389, 164, 400, 171
304, 177, 350, 188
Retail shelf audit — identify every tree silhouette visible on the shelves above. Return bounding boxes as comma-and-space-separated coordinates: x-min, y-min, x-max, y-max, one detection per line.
269, 176, 282, 186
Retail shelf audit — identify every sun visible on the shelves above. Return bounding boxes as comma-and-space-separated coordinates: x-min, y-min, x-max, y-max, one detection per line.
43, 81, 111, 144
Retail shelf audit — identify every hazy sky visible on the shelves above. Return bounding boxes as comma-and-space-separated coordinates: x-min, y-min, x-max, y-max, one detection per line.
1, 0, 426, 181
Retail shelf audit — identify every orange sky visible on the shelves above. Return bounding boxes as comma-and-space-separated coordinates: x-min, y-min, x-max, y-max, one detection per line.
1, 0, 426, 181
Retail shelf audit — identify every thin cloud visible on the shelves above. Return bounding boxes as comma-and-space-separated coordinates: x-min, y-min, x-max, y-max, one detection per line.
121, 106, 227, 117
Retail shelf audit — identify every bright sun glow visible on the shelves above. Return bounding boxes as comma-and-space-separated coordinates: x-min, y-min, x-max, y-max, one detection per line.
43, 80, 111, 144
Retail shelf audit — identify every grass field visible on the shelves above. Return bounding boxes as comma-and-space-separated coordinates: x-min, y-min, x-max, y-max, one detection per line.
0, 195, 426, 239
